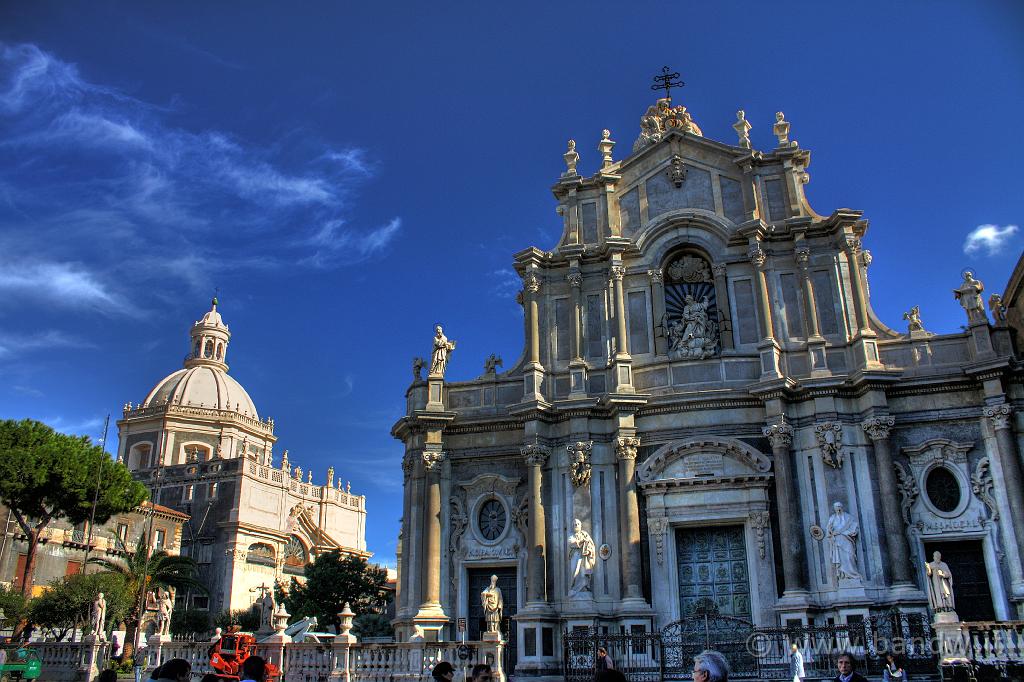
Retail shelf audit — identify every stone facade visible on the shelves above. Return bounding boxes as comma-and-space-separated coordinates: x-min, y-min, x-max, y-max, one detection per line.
392, 95, 1024, 677
117, 300, 369, 614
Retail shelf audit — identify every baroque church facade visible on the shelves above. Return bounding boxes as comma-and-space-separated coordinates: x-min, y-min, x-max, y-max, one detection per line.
392, 94, 1024, 677
117, 300, 369, 614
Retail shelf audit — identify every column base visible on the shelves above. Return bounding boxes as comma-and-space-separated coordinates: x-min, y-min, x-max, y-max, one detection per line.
615, 596, 654, 617
513, 609, 561, 681
758, 338, 782, 380
412, 603, 450, 641
884, 582, 926, 604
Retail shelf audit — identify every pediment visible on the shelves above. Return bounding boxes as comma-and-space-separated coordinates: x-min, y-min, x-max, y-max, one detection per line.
638, 437, 771, 483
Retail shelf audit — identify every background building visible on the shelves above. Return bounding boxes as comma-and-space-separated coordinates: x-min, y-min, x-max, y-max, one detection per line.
393, 94, 1024, 677
117, 299, 369, 614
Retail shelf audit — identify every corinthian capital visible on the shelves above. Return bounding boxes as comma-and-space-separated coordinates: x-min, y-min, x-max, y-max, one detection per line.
615, 436, 640, 460
566, 271, 583, 288
748, 246, 766, 269
711, 263, 727, 279
842, 235, 861, 254
647, 269, 664, 284
523, 272, 541, 294
983, 404, 1013, 431
609, 265, 626, 281
762, 422, 793, 449
521, 443, 550, 466
794, 246, 810, 266
421, 450, 447, 472
861, 415, 895, 441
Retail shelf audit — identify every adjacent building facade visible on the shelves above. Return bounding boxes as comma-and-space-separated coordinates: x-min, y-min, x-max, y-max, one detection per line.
392, 95, 1024, 677
117, 300, 369, 614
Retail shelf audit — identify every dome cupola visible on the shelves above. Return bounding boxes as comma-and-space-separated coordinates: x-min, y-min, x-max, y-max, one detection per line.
186, 297, 230, 371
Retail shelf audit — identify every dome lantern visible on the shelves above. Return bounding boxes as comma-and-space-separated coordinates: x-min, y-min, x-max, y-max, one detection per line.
185, 297, 231, 371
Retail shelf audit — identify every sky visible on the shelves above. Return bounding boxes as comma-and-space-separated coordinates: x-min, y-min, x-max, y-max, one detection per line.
1, 1, 1022, 567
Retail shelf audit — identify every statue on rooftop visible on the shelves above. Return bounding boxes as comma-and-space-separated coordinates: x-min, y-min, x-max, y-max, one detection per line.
733, 110, 752, 149
563, 140, 579, 177
954, 271, 986, 323
430, 325, 456, 377
773, 112, 790, 146
903, 305, 925, 333
484, 354, 503, 375
989, 293, 1007, 324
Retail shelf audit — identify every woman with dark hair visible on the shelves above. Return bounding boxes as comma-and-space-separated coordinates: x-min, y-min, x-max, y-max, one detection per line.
431, 661, 455, 682
883, 653, 906, 682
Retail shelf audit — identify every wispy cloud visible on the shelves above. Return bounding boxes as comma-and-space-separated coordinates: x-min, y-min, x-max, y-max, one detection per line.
0, 42, 400, 322
0, 330, 96, 360
43, 415, 106, 440
964, 224, 1019, 256
490, 268, 522, 298
12, 385, 44, 398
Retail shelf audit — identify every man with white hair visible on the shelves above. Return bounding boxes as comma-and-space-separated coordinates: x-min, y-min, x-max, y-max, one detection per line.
693, 650, 730, 682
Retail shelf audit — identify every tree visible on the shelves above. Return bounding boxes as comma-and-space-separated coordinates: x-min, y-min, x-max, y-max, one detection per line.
352, 613, 393, 639
170, 609, 211, 638
28, 572, 131, 641
0, 419, 148, 595
88, 539, 205, 646
281, 551, 388, 632
213, 608, 261, 633
0, 584, 29, 636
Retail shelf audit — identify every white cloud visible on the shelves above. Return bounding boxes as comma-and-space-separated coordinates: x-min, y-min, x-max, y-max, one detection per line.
964, 224, 1019, 256
300, 217, 402, 268
0, 262, 131, 315
490, 268, 522, 298
0, 330, 96, 360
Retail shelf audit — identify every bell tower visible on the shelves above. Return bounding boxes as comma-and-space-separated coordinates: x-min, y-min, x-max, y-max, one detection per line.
184, 297, 231, 371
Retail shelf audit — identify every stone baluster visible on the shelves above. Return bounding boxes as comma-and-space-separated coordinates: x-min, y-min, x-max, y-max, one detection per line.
711, 263, 735, 350
418, 450, 446, 613
648, 270, 667, 355
861, 416, 914, 586
615, 436, 645, 603
763, 421, 807, 593
521, 443, 550, 605
841, 236, 870, 333
984, 404, 1024, 557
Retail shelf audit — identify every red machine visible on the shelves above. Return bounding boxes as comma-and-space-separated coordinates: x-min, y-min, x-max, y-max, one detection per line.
208, 633, 281, 681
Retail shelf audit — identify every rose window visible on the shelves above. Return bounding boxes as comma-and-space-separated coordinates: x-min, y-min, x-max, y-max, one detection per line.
478, 499, 507, 541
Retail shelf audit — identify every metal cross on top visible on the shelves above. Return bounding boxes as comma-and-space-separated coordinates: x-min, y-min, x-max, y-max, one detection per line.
651, 66, 685, 101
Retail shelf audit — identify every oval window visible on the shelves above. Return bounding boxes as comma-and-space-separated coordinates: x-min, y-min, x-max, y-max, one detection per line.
925, 467, 961, 513
478, 499, 507, 541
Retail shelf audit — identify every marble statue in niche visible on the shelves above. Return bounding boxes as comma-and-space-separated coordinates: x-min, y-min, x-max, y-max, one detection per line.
568, 518, 596, 597
826, 502, 861, 581
662, 255, 719, 360
926, 551, 956, 613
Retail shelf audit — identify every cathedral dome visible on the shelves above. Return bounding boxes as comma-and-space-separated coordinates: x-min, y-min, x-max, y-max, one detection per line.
142, 365, 260, 418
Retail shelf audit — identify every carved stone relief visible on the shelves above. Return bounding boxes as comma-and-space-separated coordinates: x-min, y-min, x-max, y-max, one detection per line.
748, 511, 770, 559
567, 441, 593, 488
814, 422, 844, 469
648, 517, 667, 566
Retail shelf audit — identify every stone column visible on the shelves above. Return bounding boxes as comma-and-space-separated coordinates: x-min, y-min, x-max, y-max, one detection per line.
984, 405, 1024, 556
615, 436, 644, 603
418, 450, 446, 612
763, 421, 808, 593
398, 454, 415, 615
567, 271, 583, 361
525, 272, 542, 365
842, 236, 870, 333
648, 270, 667, 355
749, 246, 775, 340
521, 444, 550, 605
861, 416, 914, 586
795, 247, 821, 339
711, 263, 735, 351
611, 265, 629, 357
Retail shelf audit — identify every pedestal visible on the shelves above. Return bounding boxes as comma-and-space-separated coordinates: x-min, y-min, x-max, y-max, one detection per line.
523, 364, 546, 402
568, 360, 588, 398
758, 338, 782, 380
612, 357, 634, 393
79, 634, 103, 682
807, 337, 830, 377
426, 376, 445, 411
853, 332, 883, 370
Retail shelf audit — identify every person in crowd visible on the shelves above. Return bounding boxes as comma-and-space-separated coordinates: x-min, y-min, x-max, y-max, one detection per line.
471, 663, 492, 682
692, 650, 730, 682
835, 653, 868, 682
98, 670, 118, 682
883, 653, 906, 681
790, 642, 805, 682
240, 655, 268, 682
155, 658, 191, 682
133, 646, 147, 682
595, 646, 614, 673
431, 661, 455, 682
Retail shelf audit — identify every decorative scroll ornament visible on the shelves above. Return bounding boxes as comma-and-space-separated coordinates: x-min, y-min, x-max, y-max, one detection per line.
971, 456, 998, 521
448, 496, 469, 593
814, 422, 844, 469
762, 422, 793, 449
666, 256, 711, 283
521, 443, 550, 467
633, 98, 703, 153
748, 511, 770, 559
422, 450, 446, 472
647, 517, 667, 565
983, 404, 1012, 431
668, 154, 687, 188
861, 416, 895, 442
567, 441, 593, 488
893, 461, 919, 524
615, 436, 640, 461
512, 496, 529, 537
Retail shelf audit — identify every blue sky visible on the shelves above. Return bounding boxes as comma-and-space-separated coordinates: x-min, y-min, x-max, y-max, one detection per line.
1, 2, 1022, 566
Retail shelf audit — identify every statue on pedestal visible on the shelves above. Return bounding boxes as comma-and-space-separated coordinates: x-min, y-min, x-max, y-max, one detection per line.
567, 518, 596, 597
156, 587, 174, 636
430, 326, 456, 377
91, 592, 107, 640
826, 502, 862, 581
926, 551, 956, 614
480, 575, 503, 636
953, 271, 986, 323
